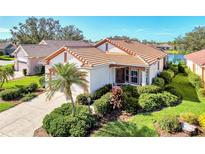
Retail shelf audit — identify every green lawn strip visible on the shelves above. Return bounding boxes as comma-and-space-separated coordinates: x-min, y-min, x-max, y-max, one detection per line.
168, 73, 200, 102
3, 75, 42, 89
93, 73, 205, 137
0, 55, 15, 61
0, 102, 15, 112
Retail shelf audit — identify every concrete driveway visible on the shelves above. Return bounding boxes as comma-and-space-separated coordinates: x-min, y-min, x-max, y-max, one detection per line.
0, 60, 14, 66
0, 92, 66, 137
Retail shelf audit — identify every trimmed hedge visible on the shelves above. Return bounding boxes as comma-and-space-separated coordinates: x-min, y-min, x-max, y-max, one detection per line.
0, 89, 21, 101
169, 65, 178, 75
121, 84, 139, 98
152, 77, 165, 87
138, 92, 180, 112
159, 70, 174, 83
39, 76, 45, 88
123, 95, 140, 114
188, 73, 203, 89
159, 92, 179, 107
93, 92, 112, 116
21, 93, 37, 102
43, 103, 96, 137
76, 93, 93, 105
137, 85, 161, 95
138, 93, 163, 112
158, 116, 181, 133
164, 85, 183, 100
92, 84, 112, 100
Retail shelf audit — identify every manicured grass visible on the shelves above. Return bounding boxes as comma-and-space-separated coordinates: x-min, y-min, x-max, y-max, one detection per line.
93, 73, 205, 137
0, 55, 15, 61
168, 74, 200, 102
0, 102, 15, 112
166, 50, 179, 54
2, 75, 42, 89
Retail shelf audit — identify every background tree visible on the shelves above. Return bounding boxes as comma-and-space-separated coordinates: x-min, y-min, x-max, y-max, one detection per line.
109, 35, 140, 41
0, 65, 14, 88
58, 25, 84, 40
46, 63, 88, 116
174, 26, 205, 53
10, 17, 84, 44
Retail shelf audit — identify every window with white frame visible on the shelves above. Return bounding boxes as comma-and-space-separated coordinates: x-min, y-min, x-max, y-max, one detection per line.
105, 43, 108, 51
146, 68, 149, 84
158, 61, 160, 70
131, 70, 138, 83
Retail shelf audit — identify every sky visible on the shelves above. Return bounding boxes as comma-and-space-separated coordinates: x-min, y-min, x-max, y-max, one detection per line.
1, 16, 205, 42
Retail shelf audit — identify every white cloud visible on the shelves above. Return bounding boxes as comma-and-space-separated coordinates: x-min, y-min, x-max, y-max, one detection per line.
136, 28, 144, 32
0, 28, 10, 33
148, 32, 174, 36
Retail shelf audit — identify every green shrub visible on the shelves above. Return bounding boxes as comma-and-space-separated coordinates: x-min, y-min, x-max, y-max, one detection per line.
0, 89, 22, 100
121, 85, 139, 97
123, 95, 140, 114
158, 116, 181, 133
23, 69, 27, 76
48, 115, 70, 137
159, 70, 174, 83
93, 92, 112, 116
0, 51, 3, 56
169, 65, 178, 75
39, 76, 45, 88
178, 63, 185, 73
198, 113, 205, 130
180, 112, 198, 125
92, 84, 112, 100
26, 83, 38, 92
152, 77, 165, 87
137, 85, 161, 95
164, 85, 183, 100
93, 121, 154, 137
43, 103, 95, 137
21, 93, 37, 102
159, 91, 179, 107
188, 73, 203, 89
76, 93, 93, 105
138, 93, 163, 112
52, 103, 89, 116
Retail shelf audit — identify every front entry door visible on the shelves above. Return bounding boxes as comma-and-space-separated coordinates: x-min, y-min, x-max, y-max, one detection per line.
116, 68, 125, 83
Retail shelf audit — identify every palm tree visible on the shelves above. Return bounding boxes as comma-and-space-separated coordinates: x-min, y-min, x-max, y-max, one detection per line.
46, 63, 88, 116
0, 65, 14, 88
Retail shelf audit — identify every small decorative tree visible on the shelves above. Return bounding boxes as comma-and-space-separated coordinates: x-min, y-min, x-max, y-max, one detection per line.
110, 86, 123, 109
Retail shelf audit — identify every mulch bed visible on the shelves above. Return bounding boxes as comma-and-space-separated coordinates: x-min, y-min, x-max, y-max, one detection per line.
33, 127, 50, 137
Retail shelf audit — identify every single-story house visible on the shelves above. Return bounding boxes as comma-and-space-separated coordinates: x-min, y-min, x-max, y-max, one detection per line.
43, 38, 167, 96
0, 42, 17, 55
185, 49, 205, 83
13, 40, 89, 75
156, 43, 173, 51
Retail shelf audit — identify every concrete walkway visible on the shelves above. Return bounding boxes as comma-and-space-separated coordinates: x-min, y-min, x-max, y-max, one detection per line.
0, 92, 66, 137
0, 60, 14, 66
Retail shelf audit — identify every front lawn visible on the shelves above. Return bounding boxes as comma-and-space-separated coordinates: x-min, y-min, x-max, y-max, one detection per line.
3, 75, 42, 89
129, 73, 205, 136
0, 102, 15, 112
0, 55, 15, 61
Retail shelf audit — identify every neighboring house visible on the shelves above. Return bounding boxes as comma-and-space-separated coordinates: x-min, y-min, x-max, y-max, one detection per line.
156, 43, 173, 51
185, 49, 205, 83
13, 40, 89, 75
0, 42, 17, 55
43, 38, 167, 97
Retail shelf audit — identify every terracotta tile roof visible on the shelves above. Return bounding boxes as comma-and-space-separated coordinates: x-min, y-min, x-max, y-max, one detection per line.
95, 38, 167, 65
185, 49, 205, 65
67, 46, 111, 67
106, 54, 147, 67
44, 46, 148, 68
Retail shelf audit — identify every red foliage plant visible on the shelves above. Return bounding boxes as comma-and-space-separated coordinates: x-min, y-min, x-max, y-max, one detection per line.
110, 86, 123, 109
